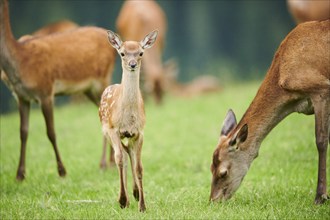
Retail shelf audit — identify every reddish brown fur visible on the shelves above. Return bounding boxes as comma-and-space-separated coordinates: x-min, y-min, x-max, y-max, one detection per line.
210, 20, 329, 204
0, 0, 116, 180
287, 0, 330, 24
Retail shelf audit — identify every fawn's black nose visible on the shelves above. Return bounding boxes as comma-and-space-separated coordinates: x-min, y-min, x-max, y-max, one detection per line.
129, 60, 137, 69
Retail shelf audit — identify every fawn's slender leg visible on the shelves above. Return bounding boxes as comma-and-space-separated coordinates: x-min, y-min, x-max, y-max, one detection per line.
312, 93, 330, 204
133, 134, 146, 212
128, 146, 139, 201
100, 136, 107, 169
16, 99, 30, 181
109, 146, 115, 166
108, 129, 129, 208
40, 97, 66, 177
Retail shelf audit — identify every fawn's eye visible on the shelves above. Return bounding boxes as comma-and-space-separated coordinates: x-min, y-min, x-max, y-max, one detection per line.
139, 52, 143, 56
120, 53, 125, 57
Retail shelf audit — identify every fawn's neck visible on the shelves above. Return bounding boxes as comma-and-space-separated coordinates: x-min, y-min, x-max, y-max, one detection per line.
121, 68, 141, 107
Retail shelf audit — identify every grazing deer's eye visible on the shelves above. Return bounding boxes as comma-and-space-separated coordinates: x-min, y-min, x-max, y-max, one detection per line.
219, 169, 228, 178
120, 53, 125, 57
139, 52, 143, 56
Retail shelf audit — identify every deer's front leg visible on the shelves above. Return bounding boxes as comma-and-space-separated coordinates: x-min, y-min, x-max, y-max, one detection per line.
132, 134, 146, 212
128, 146, 139, 202
312, 94, 329, 204
109, 129, 129, 208
16, 99, 30, 181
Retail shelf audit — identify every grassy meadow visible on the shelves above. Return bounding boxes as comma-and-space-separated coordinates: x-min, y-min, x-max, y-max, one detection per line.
0, 82, 329, 219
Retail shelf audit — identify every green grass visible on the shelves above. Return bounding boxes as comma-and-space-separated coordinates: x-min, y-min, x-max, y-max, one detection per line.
0, 82, 329, 219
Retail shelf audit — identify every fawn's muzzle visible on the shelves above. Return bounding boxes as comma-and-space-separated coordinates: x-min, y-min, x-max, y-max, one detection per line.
129, 60, 137, 69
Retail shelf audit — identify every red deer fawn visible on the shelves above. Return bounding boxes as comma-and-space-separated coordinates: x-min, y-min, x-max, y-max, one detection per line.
100, 0, 168, 169
99, 30, 158, 212
116, 0, 167, 104
0, 0, 116, 180
287, 0, 330, 24
210, 20, 329, 204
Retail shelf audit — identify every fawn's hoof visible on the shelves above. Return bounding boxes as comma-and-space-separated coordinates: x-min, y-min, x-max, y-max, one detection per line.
139, 203, 146, 212
314, 194, 329, 204
119, 197, 130, 209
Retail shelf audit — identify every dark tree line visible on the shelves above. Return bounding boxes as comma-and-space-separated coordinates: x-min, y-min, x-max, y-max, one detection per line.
1, 0, 295, 113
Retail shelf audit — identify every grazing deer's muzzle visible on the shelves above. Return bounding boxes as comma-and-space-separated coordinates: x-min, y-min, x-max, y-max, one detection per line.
210, 184, 233, 202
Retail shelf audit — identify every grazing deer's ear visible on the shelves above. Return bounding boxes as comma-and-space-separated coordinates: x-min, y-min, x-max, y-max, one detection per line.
221, 109, 237, 136
107, 30, 122, 50
228, 124, 248, 152
237, 124, 248, 143
140, 29, 158, 49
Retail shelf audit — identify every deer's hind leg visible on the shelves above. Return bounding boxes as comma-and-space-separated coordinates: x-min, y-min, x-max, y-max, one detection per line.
41, 97, 66, 177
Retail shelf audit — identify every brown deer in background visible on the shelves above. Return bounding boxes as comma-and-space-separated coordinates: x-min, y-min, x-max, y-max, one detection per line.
116, 0, 167, 104
99, 30, 158, 212
210, 20, 329, 204
0, 0, 116, 180
1, 20, 79, 90
158, 59, 221, 98
287, 0, 330, 24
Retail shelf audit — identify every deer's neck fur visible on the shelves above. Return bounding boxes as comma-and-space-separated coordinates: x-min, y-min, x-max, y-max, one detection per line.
0, 0, 16, 55
236, 58, 303, 157
0, 0, 30, 99
120, 67, 141, 107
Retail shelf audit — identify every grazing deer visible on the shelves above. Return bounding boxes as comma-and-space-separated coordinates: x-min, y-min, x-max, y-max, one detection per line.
0, 0, 116, 180
99, 30, 158, 212
287, 0, 330, 24
210, 20, 329, 204
116, 0, 167, 104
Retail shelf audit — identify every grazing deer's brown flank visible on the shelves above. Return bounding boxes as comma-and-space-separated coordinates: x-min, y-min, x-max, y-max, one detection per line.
210, 20, 330, 204
0, 0, 116, 180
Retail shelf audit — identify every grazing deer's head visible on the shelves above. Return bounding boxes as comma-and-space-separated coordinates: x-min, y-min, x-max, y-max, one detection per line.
107, 30, 158, 72
210, 109, 254, 202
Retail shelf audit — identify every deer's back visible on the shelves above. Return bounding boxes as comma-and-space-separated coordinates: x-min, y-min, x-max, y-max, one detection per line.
15, 27, 115, 95
277, 20, 330, 87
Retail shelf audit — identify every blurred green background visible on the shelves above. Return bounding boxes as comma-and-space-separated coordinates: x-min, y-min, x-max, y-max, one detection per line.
0, 0, 296, 113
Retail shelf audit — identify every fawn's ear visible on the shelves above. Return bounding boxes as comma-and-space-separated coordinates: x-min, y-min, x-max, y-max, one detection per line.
220, 109, 237, 136
140, 30, 158, 49
107, 30, 122, 50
